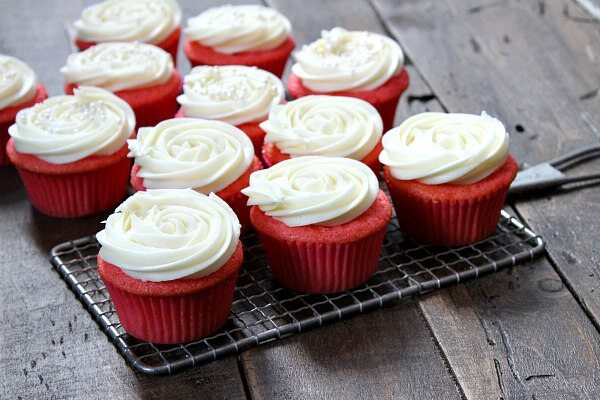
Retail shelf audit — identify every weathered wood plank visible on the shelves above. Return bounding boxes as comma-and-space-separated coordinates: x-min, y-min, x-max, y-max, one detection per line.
372, 0, 599, 163
243, 300, 462, 400
0, 1, 251, 399
516, 187, 600, 329
419, 244, 600, 399
371, 0, 600, 398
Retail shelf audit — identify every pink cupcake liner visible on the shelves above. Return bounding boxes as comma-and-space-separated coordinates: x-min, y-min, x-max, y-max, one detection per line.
384, 156, 518, 246
103, 277, 237, 344
256, 227, 386, 294
388, 184, 510, 246
98, 244, 243, 344
16, 157, 130, 218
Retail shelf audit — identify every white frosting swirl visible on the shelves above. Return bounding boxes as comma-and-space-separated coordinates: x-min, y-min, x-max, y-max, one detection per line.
74, 0, 182, 45
97, 189, 241, 282
8, 87, 135, 164
261, 95, 382, 160
128, 118, 254, 192
380, 112, 510, 185
291, 27, 404, 92
185, 5, 291, 54
61, 42, 173, 92
177, 66, 284, 125
242, 156, 378, 227
0, 54, 37, 109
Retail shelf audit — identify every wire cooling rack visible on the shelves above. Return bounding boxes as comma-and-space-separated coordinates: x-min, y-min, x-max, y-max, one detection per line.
50, 210, 544, 375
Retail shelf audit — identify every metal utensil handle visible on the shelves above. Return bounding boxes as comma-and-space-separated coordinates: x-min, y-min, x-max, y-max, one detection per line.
548, 144, 600, 167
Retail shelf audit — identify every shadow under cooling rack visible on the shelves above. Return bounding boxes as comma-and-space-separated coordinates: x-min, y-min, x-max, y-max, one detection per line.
50, 210, 544, 375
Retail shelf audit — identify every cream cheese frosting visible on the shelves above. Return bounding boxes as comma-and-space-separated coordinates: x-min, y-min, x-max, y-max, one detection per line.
242, 156, 378, 227
97, 189, 241, 282
128, 118, 254, 192
61, 42, 173, 92
9, 86, 135, 164
261, 95, 382, 160
0, 54, 37, 109
74, 0, 182, 45
185, 5, 291, 54
177, 65, 285, 125
380, 112, 510, 185
291, 27, 404, 92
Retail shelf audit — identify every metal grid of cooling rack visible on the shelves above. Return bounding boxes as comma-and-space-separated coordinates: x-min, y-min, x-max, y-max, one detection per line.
50, 210, 544, 375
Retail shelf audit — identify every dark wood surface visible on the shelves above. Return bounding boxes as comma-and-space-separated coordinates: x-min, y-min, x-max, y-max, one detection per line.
1, 0, 599, 399
370, 0, 600, 398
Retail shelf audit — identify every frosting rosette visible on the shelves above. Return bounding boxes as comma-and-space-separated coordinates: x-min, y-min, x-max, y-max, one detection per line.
97, 189, 241, 282
128, 118, 254, 192
0, 54, 37, 109
177, 65, 284, 125
291, 27, 404, 92
61, 42, 173, 92
74, 0, 182, 45
261, 95, 382, 159
242, 156, 378, 227
380, 112, 510, 185
8, 86, 135, 164
185, 5, 291, 54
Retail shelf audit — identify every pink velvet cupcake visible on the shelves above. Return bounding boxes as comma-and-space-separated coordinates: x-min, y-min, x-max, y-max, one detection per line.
183, 5, 294, 78
61, 42, 182, 129
0, 54, 48, 167
260, 95, 384, 173
288, 27, 409, 131
96, 189, 243, 344
242, 156, 392, 294
7, 87, 135, 217
128, 118, 262, 232
175, 65, 285, 156
72, 0, 182, 62
380, 112, 518, 246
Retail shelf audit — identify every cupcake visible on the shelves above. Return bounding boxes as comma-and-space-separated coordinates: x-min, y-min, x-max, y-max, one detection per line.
288, 27, 409, 131
61, 42, 182, 129
0, 55, 47, 167
73, 0, 182, 62
260, 95, 383, 173
175, 65, 285, 156
96, 189, 243, 344
7, 87, 135, 217
183, 5, 294, 78
242, 156, 392, 294
380, 112, 518, 246
128, 118, 261, 232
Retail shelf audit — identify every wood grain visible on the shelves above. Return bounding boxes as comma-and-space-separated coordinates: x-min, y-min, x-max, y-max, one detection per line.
243, 300, 462, 400
419, 244, 600, 399
516, 187, 600, 329
371, 0, 600, 398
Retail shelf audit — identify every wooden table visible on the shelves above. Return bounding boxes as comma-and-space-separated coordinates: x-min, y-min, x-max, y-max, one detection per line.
1, 1, 599, 398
